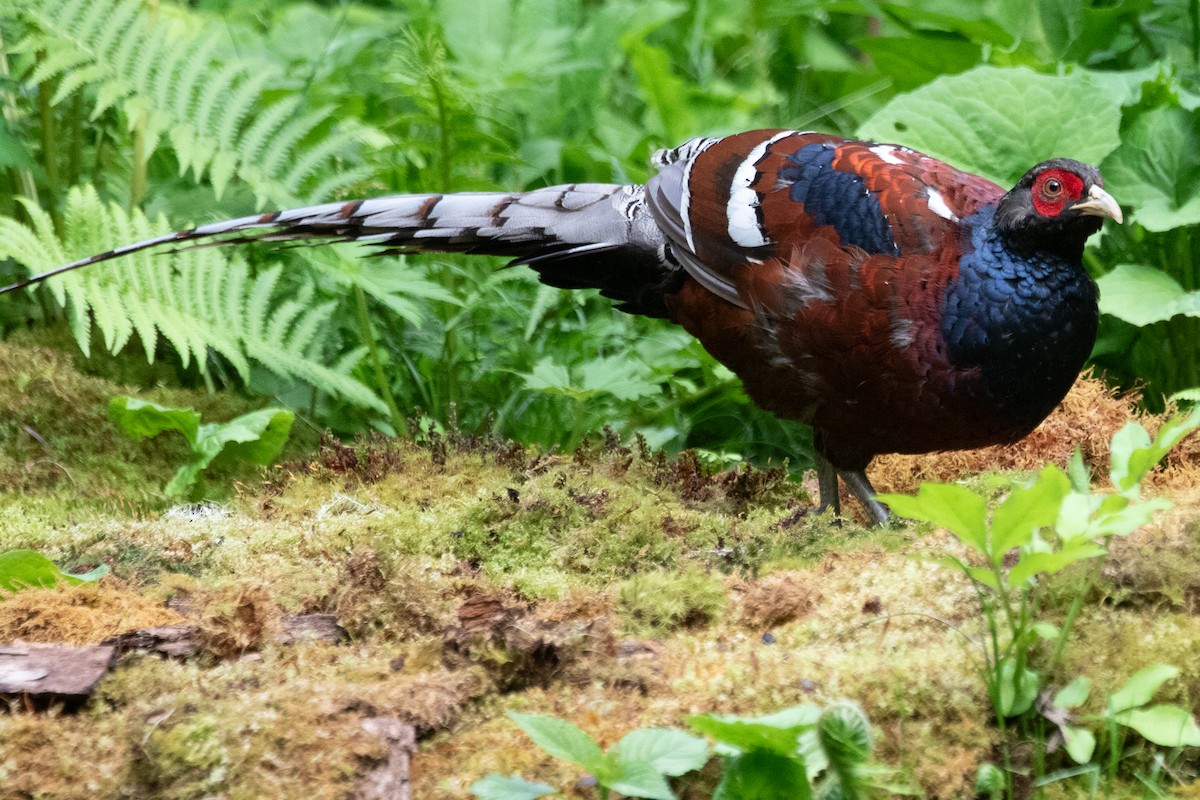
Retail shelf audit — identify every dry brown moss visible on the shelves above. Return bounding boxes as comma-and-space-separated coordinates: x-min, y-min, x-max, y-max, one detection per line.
871, 372, 1200, 495
738, 570, 819, 628
0, 581, 183, 644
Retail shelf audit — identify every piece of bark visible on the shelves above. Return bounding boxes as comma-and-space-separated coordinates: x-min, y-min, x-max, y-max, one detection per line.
104, 613, 347, 659
276, 613, 347, 645
0, 642, 115, 709
356, 717, 416, 800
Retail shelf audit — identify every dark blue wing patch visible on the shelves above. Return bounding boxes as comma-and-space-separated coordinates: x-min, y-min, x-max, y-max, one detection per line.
778, 143, 899, 256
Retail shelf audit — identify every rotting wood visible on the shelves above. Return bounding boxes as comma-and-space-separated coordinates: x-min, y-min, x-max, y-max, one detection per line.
0, 642, 115, 709
104, 612, 347, 658
356, 717, 416, 800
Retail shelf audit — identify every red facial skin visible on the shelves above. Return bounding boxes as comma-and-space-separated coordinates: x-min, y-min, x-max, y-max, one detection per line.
1031, 168, 1085, 217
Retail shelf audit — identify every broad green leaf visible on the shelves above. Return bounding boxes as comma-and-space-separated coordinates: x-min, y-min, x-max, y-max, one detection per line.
1107, 664, 1179, 714
1062, 725, 1097, 764
206, 408, 295, 467
1053, 677, 1092, 709
858, 66, 1121, 186
817, 703, 872, 766
1096, 265, 1200, 327
109, 396, 201, 447
997, 658, 1039, 717
608, 759, 674, 800
469, 774, 556, 800
1090, 497, 1173, 538
1112, 705, 1200, 747
615, 728, 708, 777
1102, 104, 1200, 231
713, 750, 811, 800
688, 706, 818, 756
521, 358, 583, 398
1007, 544, 1107, 585
990, 466, 1070, 557
876, 483, 987, 552
578, 357, 659, 402
993, 0, 1081, 59
1055, 492, 1096, 541
0, 550, 108, 593
508, 713, 606, 774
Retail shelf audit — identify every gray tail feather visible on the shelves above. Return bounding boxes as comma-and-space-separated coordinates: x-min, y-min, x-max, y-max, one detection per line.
0, 183, 679, 317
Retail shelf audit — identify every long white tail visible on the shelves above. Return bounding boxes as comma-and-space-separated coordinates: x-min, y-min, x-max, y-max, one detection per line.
1, 183, 680, 317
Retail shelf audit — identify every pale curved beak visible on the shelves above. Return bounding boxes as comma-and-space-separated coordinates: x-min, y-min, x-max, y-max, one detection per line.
1074, 184, 1123, 224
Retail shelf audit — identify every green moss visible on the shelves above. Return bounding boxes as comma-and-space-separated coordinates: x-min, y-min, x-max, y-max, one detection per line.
617, 566, 727, 634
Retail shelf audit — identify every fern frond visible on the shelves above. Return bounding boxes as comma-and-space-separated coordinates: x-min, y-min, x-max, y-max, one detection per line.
0, 186, 385, 413
18, 0, 371, 205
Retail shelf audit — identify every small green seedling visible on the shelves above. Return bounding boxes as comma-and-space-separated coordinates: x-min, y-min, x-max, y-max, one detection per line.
0, 550, 107, 593
1044, 664, 1200, 768
471, 712, 708, 800
879, 407, 1200, 796
109, 395, 294, 498
472, 702, 884, 800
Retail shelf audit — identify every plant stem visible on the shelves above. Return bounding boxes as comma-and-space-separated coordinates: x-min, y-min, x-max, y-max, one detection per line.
355, 286, 406, 434
1048, 558, 1103, 673
130, 113, 148, 209
0, 32, 38, 211
35, 53, 62, 232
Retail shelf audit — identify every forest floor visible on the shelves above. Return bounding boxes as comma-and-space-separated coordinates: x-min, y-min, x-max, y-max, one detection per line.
0, 334, 1198, 799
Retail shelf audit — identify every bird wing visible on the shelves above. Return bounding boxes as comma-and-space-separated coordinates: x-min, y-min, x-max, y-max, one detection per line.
644, 129, 1005, 309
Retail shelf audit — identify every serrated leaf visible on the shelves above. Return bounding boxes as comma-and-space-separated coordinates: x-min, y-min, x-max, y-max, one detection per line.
1101, 104, 1200, 231
990, 466, 1069, 557
508, 713, 606, 774
469, 774, 556, 800
615, 728, 708, 777
608, 759, 675, 800
1007, 544, 1107, 585
876, 483, 987, 552
858, 66, 1121, 186
713, 750, 811, 800
688, 705, 818, 756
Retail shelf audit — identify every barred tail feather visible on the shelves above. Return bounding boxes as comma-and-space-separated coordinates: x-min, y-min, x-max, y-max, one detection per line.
1, 183, 678, 316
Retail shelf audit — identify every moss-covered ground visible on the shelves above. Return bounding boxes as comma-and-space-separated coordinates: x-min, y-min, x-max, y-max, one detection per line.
0, 336, 1198, 798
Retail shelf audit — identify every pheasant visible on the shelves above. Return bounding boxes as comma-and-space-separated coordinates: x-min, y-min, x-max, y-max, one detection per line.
0, 129, 1121, 524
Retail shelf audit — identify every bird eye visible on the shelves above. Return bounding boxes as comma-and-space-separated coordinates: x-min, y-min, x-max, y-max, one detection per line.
1044, 178, 1062, 196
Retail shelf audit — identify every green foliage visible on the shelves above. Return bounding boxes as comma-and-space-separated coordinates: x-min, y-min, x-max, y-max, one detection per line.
858, 66, 1123, 185
879, 406, 1200, 795
0, 549, 107, 592
474, 712, 709, 800
12, 0, 372, 205
109, 395, 293, 497
475, 702, 881, 800
0, 187, 383, 412
2, 0, 1200, 472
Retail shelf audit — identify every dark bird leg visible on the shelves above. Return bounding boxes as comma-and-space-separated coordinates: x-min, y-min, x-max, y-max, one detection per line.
815, 454, 841, 517
839, 468, 890, 527
814, 452, 890, 526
